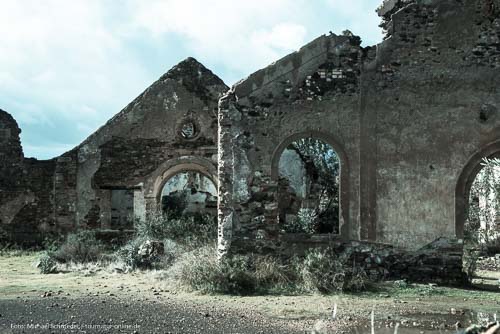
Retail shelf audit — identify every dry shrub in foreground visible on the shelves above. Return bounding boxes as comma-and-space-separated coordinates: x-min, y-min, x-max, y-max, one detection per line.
51, 230, 105, 264
166, 246, 370, 295
301, 247, 370, 293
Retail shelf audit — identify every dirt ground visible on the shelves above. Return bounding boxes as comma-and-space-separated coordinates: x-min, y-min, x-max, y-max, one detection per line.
0, 252, 499, 334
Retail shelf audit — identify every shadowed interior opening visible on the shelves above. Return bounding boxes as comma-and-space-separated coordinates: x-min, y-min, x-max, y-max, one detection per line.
277, 137, 340, 234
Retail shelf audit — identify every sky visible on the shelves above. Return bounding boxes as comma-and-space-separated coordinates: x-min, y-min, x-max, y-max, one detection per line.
0, 0, 384, 160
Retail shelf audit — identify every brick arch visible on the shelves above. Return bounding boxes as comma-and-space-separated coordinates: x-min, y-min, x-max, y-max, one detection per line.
270, 130, 350, 239
455, 139, 500, 239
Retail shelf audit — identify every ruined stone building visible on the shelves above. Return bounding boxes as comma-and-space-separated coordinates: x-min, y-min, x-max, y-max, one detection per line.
1, 0, 500, 277
0, 59, 227, 243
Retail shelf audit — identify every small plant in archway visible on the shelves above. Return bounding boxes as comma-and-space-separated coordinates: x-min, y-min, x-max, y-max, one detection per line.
278, 137, 340, 234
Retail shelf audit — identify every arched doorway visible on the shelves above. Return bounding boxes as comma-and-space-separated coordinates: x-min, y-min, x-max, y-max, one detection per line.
456, 140, 500, 239
144, 157, 219, 228
456, 140, 500, 285
160, 171, 217, 216
271, 131, 349, 237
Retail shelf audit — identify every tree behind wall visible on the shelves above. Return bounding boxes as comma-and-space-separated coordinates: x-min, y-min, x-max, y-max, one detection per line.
467, 158, 500, 251
289, 138, 340, 234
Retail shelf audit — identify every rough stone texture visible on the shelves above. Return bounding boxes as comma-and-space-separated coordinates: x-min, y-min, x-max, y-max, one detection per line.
218, 33, 363, 257
217, 0, 500, 264
2, 0, 500, 283
287, 237, 465, 284
0, 58, 227, 244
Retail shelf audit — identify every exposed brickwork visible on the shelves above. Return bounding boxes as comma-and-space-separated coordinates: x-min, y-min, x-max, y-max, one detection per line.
0, 59, 227, 244
2, 0, 500, 284
217, 0, 500, 281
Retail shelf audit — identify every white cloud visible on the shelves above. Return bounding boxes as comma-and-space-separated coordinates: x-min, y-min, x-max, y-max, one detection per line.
0, 0, 152, 158
251, 23, 307, 51
0, 0, 383, 159
129, 0, 310, 74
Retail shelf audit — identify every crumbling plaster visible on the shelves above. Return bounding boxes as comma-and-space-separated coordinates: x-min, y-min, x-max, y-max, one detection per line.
0, 58, 227, 244
0, 0, 499, 265
217, 0, 500, 255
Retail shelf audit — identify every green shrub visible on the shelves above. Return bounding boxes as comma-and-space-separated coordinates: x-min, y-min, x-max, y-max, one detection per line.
344, 266, 370, 292
301, 247, 370, 293
37, 253, 57, 274
42, 234, 64, 252
52, 230, 104, 263
160, 238, 185, 268
301, 247, 346, 293
116, 236, 180, 270
167, 247, 307, 295
116, 211, 216, 270
135, 212, 216, 247
116, 236, 148, 269
161, 192, 187, 217
393, 279, 408, 289
284, 208, 317, 234
218, 255, 257, 294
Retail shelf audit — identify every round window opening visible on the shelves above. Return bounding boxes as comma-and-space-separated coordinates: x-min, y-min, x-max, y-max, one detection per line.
180, 121, 197, 139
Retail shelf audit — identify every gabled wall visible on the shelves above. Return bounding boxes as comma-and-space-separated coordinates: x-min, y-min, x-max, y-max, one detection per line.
0, 58, 227, 245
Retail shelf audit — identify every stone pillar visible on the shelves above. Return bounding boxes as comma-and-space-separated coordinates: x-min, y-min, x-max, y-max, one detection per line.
217, 92, 239, 257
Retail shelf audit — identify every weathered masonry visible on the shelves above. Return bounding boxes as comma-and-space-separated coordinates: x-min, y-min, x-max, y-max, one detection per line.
0, 59, 227, 244
216, 0, 500, 262
1, 0, 500, 279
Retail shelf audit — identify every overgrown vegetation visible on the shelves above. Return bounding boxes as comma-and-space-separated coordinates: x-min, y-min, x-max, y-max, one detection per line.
51, 230, 105, 263
117, 211, 217, 269
167, 245, 371, 295
37, 252, 57, 274
465, 157, 500, 281
35, 205, 373, 295
280, 138, 340, 234
301, 247, 370, 293
168, 246, 257, 294
135, 211, 216, 246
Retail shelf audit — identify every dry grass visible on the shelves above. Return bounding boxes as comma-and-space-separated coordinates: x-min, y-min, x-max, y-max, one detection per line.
2, 252, 500, 333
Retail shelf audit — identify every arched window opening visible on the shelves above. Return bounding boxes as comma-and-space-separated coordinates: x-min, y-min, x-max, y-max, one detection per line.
465, 158, 500, 250
462, 157, 500, 287
277, 137, 340, 234
161, 171, 217, 217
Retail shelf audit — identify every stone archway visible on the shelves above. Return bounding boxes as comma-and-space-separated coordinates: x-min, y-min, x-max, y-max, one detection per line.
270, 131, 350, 239
160, 170, 217, 216
455, 139, 500, 239
142, 156, 218, 213
153, 164, 218, 206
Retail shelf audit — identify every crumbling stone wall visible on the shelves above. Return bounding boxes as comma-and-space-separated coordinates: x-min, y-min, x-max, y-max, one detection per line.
218, 33, 364, 255
80, 57, 226, 234
2, 0, 500, 284
0, 58, 227, 244
0, 110, 31, 243
367, 0, 500, 247
0, 110, 65, 244
217, 0, 500, 258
